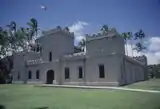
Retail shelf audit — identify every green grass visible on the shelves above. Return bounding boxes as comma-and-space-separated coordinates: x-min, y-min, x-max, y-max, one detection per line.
0, 80, 160, 109
126, 79, 160, 91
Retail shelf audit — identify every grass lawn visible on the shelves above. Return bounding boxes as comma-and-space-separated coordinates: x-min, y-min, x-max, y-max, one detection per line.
126, 79, 160, 91
0, 80, 160, 109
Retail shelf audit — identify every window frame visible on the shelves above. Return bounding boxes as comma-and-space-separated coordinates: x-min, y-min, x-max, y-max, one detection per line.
78, 66, 83, 79
17, 72, 20, 80
65, 67, 70, 79
49, 51, 52, 62
28, 70, 32, 79
36, 70, 40, 79
98, 64, 105, 78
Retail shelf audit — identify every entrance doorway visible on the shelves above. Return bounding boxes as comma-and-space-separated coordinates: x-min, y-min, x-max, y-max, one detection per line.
46, 70, 54, 84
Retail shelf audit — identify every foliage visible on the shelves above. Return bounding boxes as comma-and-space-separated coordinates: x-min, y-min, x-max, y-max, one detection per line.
78, 39, 86, 52
101, 25, 108, 32
27, 18, 38, 41
0, 18, 39, 58
134, 29, 146, 53
148, 64, 160, 78
0, 18, 39, 83
64, 27, 69, 32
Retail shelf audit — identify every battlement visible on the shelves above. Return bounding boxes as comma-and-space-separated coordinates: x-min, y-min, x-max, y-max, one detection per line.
133, 55, 147, 66
43, 26, 74, 37
26, 58, 44, 66
133, 55, 147, 58
86, 28, 119, 41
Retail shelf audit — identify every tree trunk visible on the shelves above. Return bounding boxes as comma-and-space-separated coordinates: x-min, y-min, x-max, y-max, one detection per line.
125, 40, 128, 56
140, 39, 143, 56
130, 39, 134, 57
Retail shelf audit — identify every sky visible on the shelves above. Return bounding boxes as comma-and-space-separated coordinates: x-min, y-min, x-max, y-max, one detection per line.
0, 0, 160, 64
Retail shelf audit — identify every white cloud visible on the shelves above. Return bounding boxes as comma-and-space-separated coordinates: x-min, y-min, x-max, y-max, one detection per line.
148, 37, 160, 52
69, 21, 89, 43
125, 36, 160, 65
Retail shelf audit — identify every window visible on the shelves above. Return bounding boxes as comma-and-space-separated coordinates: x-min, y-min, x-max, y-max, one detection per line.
49, 51, 52, 62
65, 67, 70, 79
78, 67, 83, 78
121, 64, 123, 79
36, 70, 40, 79
99, 64, 105, 78
28, 70, 32, 79
18, 72, 20, 80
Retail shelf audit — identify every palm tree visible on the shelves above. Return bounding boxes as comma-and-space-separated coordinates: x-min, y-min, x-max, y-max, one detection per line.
27, 18, 39, 51
0, 27, 8, 57
27, 18, 38, 41
101, 25, 108, 32
7, 21, 16, 32
121, 32, 129, 56
64, 27, 69, 32
127, 32, 134, 57
134, 42, 146, 55
134, 29, 146, 55
78, 39, 86, 52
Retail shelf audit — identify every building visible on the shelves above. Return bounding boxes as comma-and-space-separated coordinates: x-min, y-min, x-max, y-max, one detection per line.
148, 64, 160, 78
12, 27, 148, 86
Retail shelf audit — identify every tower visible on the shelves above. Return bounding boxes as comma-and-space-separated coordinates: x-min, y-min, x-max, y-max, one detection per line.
86, 28, 125, 57
36, 26, 74, 61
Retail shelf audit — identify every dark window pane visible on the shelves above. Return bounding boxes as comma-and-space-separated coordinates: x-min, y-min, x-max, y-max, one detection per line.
36, 70, 40, 79
99, 65, 105, 78
49, 52, 52, 62
78, 67, 83, 78
18, 72, 20, 80
65, 67, 70, 79
28, 70, 32, 79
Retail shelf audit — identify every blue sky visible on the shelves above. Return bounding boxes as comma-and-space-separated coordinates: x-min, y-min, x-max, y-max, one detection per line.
0, 0, 159, 36
0, 0, 160, 64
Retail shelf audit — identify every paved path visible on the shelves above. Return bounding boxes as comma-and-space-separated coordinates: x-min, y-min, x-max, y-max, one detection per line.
36, 84, 160, 94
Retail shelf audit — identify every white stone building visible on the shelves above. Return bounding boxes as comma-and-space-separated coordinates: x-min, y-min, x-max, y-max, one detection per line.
12, 27, 148, 86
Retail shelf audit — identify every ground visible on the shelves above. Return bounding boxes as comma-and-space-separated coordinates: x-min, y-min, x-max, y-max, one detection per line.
125, 79, 160, 91
0, 79, 160, 109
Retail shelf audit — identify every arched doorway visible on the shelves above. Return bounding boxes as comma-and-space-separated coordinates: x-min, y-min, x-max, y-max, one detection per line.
46, 70, 54, 84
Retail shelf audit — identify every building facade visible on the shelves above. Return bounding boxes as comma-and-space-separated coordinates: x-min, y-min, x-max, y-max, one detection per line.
12, 27, 148, 86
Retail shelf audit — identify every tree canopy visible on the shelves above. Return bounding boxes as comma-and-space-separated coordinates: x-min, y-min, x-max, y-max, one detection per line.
0, 18, 39, 58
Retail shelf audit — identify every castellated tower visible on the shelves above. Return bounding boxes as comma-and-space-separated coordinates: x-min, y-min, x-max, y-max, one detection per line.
36, 26, 74, 61
85, 28, 125, 57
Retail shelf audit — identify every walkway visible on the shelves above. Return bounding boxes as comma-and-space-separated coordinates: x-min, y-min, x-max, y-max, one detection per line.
36, 84, 160, 94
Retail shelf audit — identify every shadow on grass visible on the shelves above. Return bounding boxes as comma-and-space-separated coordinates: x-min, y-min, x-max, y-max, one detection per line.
33, 107, 48, 109
0, 105, 5, 109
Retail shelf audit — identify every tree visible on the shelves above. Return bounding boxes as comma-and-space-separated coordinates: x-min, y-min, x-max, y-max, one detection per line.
78, 39, 86, 52
64, 27, 69, 32
6, 21, 17, 32
6, 22, 27, 54
27, 18, 38, 41
27, 18, 40, 51
127, 32, 134, 57
121, 32, 129, 56
0, 28, 8, 57
134, 29, 146, 55
101, 25, 108, 32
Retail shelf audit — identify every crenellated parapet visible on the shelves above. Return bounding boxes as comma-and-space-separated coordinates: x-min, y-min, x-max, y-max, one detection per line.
26, 58, 44, 66
86, 28, 119, 41
42, 26, 74, 37
133, 55, 147, 59
133, 55, 147, 66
